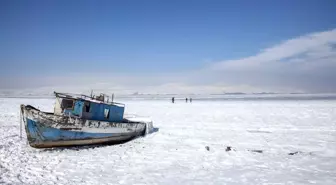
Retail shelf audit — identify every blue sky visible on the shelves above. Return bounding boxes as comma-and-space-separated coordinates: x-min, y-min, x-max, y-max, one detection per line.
0, 0, 336, 93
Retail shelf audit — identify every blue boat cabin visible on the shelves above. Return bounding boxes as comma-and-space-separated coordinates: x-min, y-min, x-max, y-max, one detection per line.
53, 92, 125, 122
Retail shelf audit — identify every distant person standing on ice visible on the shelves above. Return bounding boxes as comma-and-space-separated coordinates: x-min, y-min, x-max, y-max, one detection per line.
186, 98, 188, 102
190, 98, 192, 103
172, 97, 175, 103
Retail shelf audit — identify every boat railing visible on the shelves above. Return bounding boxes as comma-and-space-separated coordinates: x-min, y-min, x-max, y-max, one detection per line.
54, 91, 125, 106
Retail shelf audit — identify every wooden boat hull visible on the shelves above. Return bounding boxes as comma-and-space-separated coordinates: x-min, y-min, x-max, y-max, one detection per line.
20, 105, 150, 148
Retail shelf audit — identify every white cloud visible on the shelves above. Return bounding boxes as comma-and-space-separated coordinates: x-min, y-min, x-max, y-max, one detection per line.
211, 29, 336, 70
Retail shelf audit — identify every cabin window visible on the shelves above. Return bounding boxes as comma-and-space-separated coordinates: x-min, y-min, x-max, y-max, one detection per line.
61, 99, 74, 109
84, 102, 90, 112
104, 108, 110, 119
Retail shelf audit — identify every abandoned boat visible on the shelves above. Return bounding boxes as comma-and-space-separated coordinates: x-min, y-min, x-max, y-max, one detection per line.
20, 92, 153, 148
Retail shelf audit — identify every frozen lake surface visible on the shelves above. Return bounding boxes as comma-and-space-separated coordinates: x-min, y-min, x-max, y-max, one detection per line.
1, 98, 336, 184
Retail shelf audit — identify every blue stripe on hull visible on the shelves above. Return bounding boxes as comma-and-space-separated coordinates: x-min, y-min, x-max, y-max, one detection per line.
26, 118, 116, 142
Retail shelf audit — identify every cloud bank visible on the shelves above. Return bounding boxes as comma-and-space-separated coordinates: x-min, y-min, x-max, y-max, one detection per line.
206, 28, 336, 93
1, 28, 336, 95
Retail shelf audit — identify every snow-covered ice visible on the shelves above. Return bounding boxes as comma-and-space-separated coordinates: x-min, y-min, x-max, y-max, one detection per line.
1, 97, 336, 184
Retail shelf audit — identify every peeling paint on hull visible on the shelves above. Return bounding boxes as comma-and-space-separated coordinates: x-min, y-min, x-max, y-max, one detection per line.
20, 105, 148, 148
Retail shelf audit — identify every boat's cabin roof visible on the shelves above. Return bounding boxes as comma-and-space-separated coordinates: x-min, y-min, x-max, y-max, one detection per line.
54, 92, 124, 107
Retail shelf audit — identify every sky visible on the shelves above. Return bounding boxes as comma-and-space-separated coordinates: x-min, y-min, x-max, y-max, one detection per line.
0, 0, 336, 94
